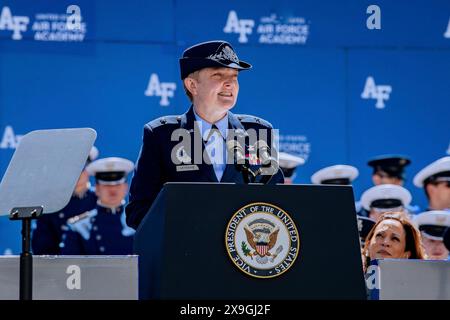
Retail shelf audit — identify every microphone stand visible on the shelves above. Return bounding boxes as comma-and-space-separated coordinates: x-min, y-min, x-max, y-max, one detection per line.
235, 160, 257, 184
227, 139, 257, 184
252, 140, 279, 185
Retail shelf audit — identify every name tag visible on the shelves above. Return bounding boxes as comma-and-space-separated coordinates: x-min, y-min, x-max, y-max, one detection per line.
176, 164, 199, 172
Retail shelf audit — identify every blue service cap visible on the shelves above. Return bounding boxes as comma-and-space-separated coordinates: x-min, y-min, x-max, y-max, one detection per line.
367, 154, 411, 180
179, 40, 252, 80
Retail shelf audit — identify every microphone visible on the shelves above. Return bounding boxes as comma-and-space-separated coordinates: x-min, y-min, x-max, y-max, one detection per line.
226, 139, 255, 184
254, 140, 280, 181
226, 140, 247, 171
256, 140, 272, 166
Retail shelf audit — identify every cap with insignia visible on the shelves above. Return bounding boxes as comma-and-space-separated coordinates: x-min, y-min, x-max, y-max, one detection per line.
413, 156, 450, 188
179, 40, 252, 80
360, 184, 412, 212
86, 157, 134, 185
311, 165, 359, 185
413, 210, 450, 241
357, 216, 376, 245
278, 152, 305, 178
367, 154, 411, 180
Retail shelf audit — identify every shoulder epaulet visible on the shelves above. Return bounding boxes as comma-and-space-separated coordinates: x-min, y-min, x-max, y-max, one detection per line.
236, 114, 273, 128
66, 209, 98, 240
67, 211, 92, 225
146, 115, 182, 129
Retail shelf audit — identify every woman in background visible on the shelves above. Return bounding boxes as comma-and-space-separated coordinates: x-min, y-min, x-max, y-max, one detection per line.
362, 212, 426, 272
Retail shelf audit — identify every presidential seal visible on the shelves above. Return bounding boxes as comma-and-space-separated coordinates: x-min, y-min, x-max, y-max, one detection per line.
225, 202, 300, 278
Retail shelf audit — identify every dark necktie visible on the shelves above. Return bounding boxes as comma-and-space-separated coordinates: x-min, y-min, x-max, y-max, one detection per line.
205, 124, 222, 143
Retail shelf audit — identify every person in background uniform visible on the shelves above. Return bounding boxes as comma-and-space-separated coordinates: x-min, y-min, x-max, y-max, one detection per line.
278, 152, 304, 184
361, 212, 425, 273
31, 146, 99, 255
360, 184, 412, 221
359, 154, 420, 215
413, 210, 450, 260
367, 154, 411, 186
413, 156, 450, 211
125, 40, 284, 230
61, 157, 135, 255
311, 164, 359, 185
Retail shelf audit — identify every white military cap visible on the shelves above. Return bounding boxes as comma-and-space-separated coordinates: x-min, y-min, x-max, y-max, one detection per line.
278, 152, 305, 178
413, 210, 450, 240
89, 146, 99, 162
83, 146, 99, 167
86, 157, 134, 185
279, 152, 305, 168
311, 165, 359, 185
413, 156, 450, 188
360, 184, 412, 211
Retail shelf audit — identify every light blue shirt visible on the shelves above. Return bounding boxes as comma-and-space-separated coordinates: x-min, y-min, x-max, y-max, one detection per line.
193, 108, 228, 181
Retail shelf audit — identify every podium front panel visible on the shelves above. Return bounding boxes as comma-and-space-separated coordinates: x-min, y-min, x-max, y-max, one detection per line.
136, 183, 366, 299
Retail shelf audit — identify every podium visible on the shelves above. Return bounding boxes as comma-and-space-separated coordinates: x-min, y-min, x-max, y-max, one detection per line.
134, 183, 367, 300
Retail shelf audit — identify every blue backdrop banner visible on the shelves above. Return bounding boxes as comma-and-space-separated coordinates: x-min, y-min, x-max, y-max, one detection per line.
1, 0, 449, 254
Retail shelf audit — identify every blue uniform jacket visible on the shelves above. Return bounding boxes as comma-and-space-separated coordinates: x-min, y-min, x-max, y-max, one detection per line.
125, 105, 284, 229
31, 189, 97, 255
61, 204, 135, 255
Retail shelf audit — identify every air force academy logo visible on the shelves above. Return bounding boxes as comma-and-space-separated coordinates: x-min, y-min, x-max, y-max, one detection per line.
223, 10, 255, 43
144, 73, 177, 107
361, 76, 392, 109
0, 6, 29, 40
226, 203, 299, 278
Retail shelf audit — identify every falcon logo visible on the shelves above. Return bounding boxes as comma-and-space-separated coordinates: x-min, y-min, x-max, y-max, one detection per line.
225, 203, 299, 278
